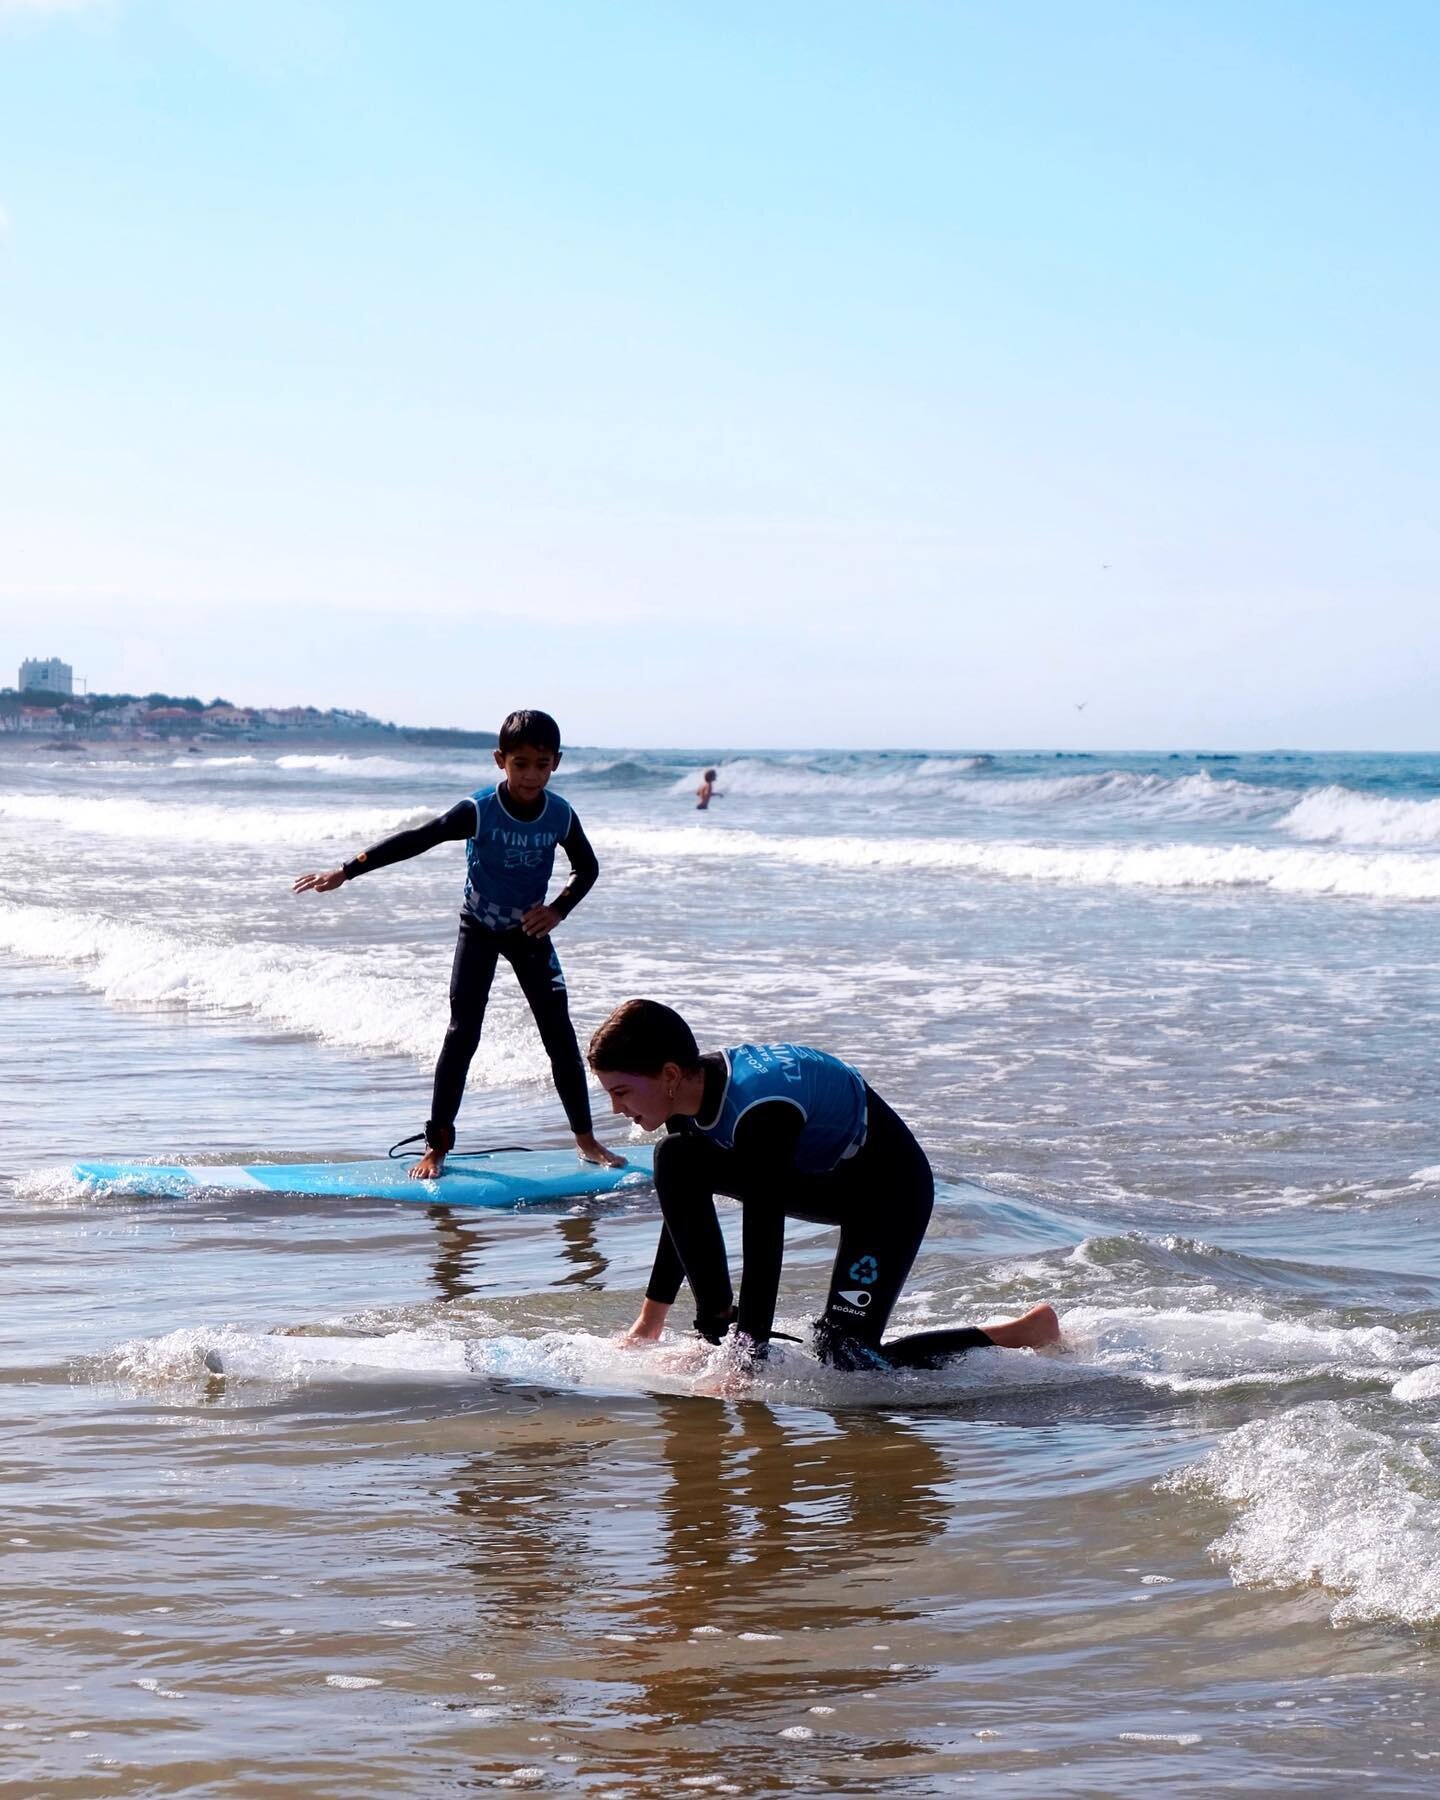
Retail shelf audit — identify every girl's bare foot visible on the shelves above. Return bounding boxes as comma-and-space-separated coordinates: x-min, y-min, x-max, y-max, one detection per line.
575, 1132, 626, 1168
983, 1303, 1062, 1350
410, 1147, 446, 1181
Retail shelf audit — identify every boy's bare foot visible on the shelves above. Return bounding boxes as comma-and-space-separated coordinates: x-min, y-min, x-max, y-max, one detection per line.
575, 1132, 626, 1168
983, 1303, 1062, 1350
410, 1147, 446, 1181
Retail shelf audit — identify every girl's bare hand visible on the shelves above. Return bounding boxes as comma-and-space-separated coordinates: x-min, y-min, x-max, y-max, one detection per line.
293, 868, 346, 895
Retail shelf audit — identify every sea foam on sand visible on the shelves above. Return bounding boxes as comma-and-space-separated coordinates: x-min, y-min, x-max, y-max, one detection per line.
1168, 1400, 1440, 1625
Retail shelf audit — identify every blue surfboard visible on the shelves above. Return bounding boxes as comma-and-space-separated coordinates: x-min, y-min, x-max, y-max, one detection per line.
70, 1146, 654, 1209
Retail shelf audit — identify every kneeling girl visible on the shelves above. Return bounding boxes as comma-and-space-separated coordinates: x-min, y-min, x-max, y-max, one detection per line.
588, 999, 1059, 1368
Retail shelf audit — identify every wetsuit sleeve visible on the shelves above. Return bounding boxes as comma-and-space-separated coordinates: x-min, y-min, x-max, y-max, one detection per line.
341, 800, 476, 880
737, 1206, 787, 1346
551, 812, 599, 918
730, 1101, 806, 1345
645, 1224, 686, 1307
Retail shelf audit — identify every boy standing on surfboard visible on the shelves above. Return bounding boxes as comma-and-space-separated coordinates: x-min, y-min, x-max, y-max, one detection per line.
294, 709, 622, 1178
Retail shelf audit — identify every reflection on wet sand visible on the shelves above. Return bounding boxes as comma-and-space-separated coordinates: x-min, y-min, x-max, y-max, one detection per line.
425, 1204, 484, 1304
553, 1214, 608, 1290
424, 1206, 607, 1306
445, 1392, 953, 1781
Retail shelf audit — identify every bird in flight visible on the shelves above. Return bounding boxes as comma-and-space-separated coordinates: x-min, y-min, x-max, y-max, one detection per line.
1075, 702, 1088, 711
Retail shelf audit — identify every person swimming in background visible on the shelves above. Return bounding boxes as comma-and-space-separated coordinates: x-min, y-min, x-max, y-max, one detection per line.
695, 768, 720, 810
294, 709, 622, 1178
588, 999, 1061, 1370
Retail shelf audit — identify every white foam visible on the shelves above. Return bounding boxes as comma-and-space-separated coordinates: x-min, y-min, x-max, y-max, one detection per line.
1171, 1401, 1440, 1625
1062, 1304, 1412, 1389
589, 824, 1440, 902
673, 756, 993, 799
1280, 786, 1440, 849
0, 903, 550, 1081
671, 761, 1301, 822
0, 791, 423, 848
1392, 1363, 1440, 1402
274, 753, 483, 781
110, 1305, 1436, 1408
167, 1321, 1090, 1406
112, 1325, 477, 1386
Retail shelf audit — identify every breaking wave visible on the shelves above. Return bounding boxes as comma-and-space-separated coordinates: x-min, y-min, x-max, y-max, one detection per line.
0, 903, 550, 1084
591, 824, 1440, 901
273, 753, 481, 780
0, 792, 423, 848
672, 756, 994, 799
1279, 785, 1440, 849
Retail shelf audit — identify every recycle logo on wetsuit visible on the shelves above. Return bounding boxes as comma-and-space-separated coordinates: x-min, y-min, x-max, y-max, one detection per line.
849, 1255, 879, 1286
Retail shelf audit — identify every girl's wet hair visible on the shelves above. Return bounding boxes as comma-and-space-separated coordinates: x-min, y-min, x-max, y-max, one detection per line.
588, 998, 701, 1074
498, 709, 562, 756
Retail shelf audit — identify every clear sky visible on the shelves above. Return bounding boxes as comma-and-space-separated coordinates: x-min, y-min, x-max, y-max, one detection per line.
1, 0, 1436, 748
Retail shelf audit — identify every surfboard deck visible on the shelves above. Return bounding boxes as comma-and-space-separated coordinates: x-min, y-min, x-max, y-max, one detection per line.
70, 1146, 655, 1209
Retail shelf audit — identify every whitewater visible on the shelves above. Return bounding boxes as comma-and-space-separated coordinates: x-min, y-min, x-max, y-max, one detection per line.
3, 741, 1438, 1797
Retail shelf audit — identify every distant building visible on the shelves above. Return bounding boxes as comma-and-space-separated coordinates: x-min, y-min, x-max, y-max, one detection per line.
203, 706, 254, 728
18, 705, 71, 733
20, 657, 73, 696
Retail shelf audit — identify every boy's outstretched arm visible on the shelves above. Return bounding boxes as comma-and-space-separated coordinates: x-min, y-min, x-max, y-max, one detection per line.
520, 812, 600, 936
293, 800, 477, 895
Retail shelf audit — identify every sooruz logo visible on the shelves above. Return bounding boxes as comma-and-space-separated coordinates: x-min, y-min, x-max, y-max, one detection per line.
832, 1255, 880, 1316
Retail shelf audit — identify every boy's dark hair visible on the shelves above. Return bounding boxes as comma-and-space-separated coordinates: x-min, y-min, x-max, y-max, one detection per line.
703, 768, 717, 781
498, 709, 562, 756
588, 999, 701, 1074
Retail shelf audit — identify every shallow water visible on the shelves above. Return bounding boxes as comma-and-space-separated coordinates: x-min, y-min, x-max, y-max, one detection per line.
3, 744, 1439, 1794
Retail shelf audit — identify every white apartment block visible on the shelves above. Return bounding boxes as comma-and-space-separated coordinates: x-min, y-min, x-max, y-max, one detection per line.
20, 657, 74, 696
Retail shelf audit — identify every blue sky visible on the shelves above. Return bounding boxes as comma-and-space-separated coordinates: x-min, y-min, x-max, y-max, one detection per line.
1, 0, 1436, 747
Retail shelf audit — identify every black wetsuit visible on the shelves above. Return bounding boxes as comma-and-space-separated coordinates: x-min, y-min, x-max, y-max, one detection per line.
646, 1056, 993, 1370
341, 789, 597, 1139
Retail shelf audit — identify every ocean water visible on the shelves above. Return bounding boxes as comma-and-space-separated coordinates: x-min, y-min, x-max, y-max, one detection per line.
2, 741, 1438, 1797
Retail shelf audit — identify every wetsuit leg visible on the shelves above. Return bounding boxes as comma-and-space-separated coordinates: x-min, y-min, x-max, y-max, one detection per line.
811, 1088, 934, 1369
877, 1326, 995, 1369
811, 1091, 996, 1371
499, 931, 594, 1135
430, 915, 502, 1130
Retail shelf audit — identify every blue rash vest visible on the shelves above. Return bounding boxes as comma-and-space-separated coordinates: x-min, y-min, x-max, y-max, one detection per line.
463, 785, 574, 931
698, 1043, 869, 1173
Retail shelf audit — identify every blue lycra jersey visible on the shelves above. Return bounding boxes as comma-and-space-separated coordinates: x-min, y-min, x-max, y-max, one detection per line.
463, 786, 574, 931
698, 1043, 868, 1174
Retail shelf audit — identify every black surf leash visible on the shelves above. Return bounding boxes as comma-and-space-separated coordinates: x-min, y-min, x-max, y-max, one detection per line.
387, 1133, 537, 1161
